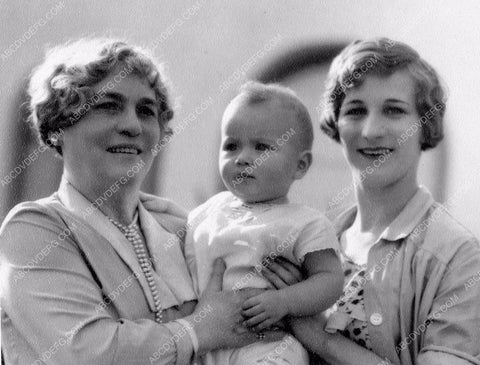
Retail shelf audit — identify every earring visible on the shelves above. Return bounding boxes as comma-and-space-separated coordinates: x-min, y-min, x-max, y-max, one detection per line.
49, 133, 62, 146
49, 134, 58, 145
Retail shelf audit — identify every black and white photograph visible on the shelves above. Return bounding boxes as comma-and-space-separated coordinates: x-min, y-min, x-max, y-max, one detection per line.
1, 1, 479, 364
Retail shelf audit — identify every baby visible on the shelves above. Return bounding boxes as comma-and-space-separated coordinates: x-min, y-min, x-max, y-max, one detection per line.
185, 81, 343, 365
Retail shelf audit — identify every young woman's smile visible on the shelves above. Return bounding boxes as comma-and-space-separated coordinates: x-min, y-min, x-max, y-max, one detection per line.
338, 70, 422, 189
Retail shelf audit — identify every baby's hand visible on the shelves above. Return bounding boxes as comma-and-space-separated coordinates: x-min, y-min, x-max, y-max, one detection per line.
241, 290, 288, 331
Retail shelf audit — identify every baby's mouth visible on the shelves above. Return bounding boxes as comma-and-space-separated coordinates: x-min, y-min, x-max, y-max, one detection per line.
234, 173, 255, 181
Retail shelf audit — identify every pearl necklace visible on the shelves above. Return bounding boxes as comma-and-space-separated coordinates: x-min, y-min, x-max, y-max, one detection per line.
108, 214, 163, 323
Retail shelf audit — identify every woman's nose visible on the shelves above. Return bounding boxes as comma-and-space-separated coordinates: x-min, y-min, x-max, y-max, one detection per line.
117, 107, 142, 136
361, 113, 385, 140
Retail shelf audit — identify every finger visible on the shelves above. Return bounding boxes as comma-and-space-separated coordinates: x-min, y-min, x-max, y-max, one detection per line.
267, 259, 300, 281
240, 288, 265, 301
242, 305, 264, 318
261, 266, 289, 289
241, 296, 260, 310
273, 257, 303, 282
243, 313, 267, 327
254, 318, 277, 331
233, 325, 250, 334
263, 261, 299, 286
203, 258, 226, 293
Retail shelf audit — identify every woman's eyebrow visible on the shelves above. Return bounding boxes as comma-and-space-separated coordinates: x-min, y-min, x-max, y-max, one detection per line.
138, 97, 157, 106
385, 98, 410, 105
101, 92, 125, 102
100, 92, 156, 106
342, 99, 364, 106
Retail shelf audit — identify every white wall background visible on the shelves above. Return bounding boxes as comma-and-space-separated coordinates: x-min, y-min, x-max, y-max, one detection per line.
1, 0, 479, 237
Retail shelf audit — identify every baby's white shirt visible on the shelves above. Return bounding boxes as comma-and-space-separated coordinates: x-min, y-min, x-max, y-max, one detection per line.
185, 191, 339, 294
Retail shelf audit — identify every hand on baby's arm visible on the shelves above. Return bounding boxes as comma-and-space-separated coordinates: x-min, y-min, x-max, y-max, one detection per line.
241, 290, 288, 331
241, 250, 343, 332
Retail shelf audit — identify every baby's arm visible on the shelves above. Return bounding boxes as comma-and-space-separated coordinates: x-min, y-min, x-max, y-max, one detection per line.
242, 249, 343, 330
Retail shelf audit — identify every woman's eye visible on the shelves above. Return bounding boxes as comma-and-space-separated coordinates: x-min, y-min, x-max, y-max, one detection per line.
344, 107, 367, 117
384, 106, 406, 115
137, 105, 157, 118
256, 143, 271, 151
95, 101, 120, 112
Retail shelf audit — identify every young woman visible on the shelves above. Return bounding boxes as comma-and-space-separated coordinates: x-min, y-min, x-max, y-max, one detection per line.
263, 38, 480, 365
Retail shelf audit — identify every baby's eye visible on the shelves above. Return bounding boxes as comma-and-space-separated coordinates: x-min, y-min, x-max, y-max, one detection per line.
384, 106, 406, 116
137, 105, 157, 118
223, 142, 237, 151
255, 143, 272, 152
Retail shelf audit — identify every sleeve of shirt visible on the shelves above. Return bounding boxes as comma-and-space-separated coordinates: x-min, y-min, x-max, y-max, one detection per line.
0, 203, 194, 365
418, 238, 480, 365
293, 210, 340, 263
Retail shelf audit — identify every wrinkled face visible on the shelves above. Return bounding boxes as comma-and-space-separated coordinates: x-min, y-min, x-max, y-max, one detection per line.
62, 64, 160, 192
219, 99, 305, 203
338, 70, 422, 189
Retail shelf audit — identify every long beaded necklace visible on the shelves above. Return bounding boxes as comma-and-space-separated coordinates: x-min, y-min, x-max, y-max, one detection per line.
108, 213, 163, 323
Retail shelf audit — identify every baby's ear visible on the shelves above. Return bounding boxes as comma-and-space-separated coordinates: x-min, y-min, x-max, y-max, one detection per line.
294, 150, 312, 180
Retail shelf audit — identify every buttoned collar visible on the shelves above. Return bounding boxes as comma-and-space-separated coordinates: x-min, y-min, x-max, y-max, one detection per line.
335, 186, 435, 242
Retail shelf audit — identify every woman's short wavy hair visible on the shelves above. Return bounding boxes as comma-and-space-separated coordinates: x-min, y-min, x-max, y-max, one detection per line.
28, 38, 174, 154
320, 37, 446, 150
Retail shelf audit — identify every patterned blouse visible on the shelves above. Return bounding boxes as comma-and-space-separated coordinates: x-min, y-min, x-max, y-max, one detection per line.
325, 253, 373, 350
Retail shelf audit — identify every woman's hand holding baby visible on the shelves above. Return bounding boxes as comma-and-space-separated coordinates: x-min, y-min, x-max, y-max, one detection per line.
241, 256, 304, 331
190, 259, 288, 355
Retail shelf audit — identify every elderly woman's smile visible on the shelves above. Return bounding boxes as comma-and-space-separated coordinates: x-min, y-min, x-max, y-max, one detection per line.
62, 64, 160, 187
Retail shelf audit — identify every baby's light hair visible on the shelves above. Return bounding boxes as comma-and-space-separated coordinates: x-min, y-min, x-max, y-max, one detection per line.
233, 81, 314, 151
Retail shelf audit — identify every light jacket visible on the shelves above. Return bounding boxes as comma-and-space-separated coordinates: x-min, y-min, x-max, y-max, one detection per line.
333, 187, 480, 364
1, 178, 197, 364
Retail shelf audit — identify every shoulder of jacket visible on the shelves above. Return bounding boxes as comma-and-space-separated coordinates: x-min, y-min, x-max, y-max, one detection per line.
413, 203, 478, 265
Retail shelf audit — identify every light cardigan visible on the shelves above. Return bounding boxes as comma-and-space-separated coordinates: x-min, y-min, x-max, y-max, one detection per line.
0, 178, 197, 364
332, 187, 480, 365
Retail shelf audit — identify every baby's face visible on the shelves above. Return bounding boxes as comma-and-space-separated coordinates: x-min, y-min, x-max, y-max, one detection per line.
219, 99, 303, 203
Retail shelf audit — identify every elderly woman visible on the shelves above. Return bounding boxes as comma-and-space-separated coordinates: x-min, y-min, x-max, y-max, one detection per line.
0, 38, 283, 364
260, 38, 480, 364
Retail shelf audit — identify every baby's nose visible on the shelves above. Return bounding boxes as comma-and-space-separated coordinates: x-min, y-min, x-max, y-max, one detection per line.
234, 150, 253, 166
